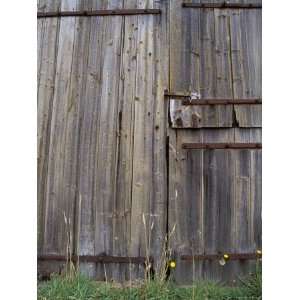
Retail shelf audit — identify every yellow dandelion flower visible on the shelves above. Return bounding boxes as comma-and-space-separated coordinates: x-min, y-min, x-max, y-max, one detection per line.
169, 260, 176, 268
223, 254, 230, 260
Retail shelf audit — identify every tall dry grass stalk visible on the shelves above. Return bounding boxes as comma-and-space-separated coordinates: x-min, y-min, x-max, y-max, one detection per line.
191, 244, 196, 300
76, 194, 82, 272
156, 223, 176, 282
63, 211, 76, 280
142, 217, 177, 283
142, 213, 154, 282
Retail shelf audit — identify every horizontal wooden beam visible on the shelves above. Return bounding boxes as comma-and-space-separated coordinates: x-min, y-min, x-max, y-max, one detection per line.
38, 255, 152, 264
182, 3, 262, 9
181, 253, 261, 261
37, 9, 161, 18
182, 143, 262, 149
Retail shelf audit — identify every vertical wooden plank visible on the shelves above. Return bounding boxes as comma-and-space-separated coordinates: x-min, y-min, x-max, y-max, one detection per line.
77, 15, 104, 279
201, 130, 235, 282
168, 129, 192, 283
252, 148, 262, 249
75, 1, 119, 280
43, 0, 78, 257
72, 18, 102, 280
129, 0, 154, 279
114, 9, 138, 283
169, 0, 198, 128
232, 128, 261, 278
61, 14, 92, 263
92, 1, 124, 281
37, 19, 45, 86
183, 145, 203, 283
199, 8, 218, 126
37, 0, 60, 262
170, 2, 201, 129
230, 8, 262, 127
151, 0, 169, 278
213, 8, 233, 127
234, 149, 252, 251
169, 0, 186, 93
37, 16, 60, 254
234, 128, 261, 252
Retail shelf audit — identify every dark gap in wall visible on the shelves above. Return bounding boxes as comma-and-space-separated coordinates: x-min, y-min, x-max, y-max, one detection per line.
232, 107, 240, 127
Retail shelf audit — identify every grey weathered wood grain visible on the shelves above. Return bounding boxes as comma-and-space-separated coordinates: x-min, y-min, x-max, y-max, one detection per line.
38, 0, 261, 284
230, 9, 262, 127
148, 0, 169, 278
38, 0, 169, 280
96, 14, 123, 281
42, 0, 77, 257
230, 128, 261, 276
169, 129, 235, 283
37, 0, 61, 12
168, 128, 261, 283
169, 2, 233, 128
114, 12, 138, 283
74, 15, 100, 279
234, 128, 261, 251
37, 16, 60, 254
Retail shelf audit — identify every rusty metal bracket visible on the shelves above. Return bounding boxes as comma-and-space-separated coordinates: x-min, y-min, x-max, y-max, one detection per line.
182, 2, 262, 9
38, 255, 153, 264
181, 99, 262, 105
37, 9, 161, 18
182, 143, 262, 149
181, 253, 262, 261
164, 92, 261, 105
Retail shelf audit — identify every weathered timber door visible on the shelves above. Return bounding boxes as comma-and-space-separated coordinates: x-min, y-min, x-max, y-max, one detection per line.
38, 0, 169, 281
168, 1, 262, 283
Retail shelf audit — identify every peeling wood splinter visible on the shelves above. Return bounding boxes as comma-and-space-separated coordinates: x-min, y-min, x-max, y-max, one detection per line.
37, 9, 161, 18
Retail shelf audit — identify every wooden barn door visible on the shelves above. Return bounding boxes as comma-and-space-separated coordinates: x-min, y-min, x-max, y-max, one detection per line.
167, 1, 262, 283
37, 0, 169, 281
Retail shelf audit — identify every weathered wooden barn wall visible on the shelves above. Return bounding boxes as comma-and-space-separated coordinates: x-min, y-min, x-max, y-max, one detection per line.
38, 0, 261, 284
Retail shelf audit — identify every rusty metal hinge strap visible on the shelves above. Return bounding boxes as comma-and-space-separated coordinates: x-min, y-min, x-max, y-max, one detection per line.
182, 143, 262, 149
181, 99, 262, 105
38, 255, 153, 264
181, 253, 262, 261
182, 3, 262, 9
37, 9, 161, 18
164, 92, 262, 105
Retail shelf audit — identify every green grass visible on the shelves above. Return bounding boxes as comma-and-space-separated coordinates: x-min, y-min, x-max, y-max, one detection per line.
38, 269, 262, 300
